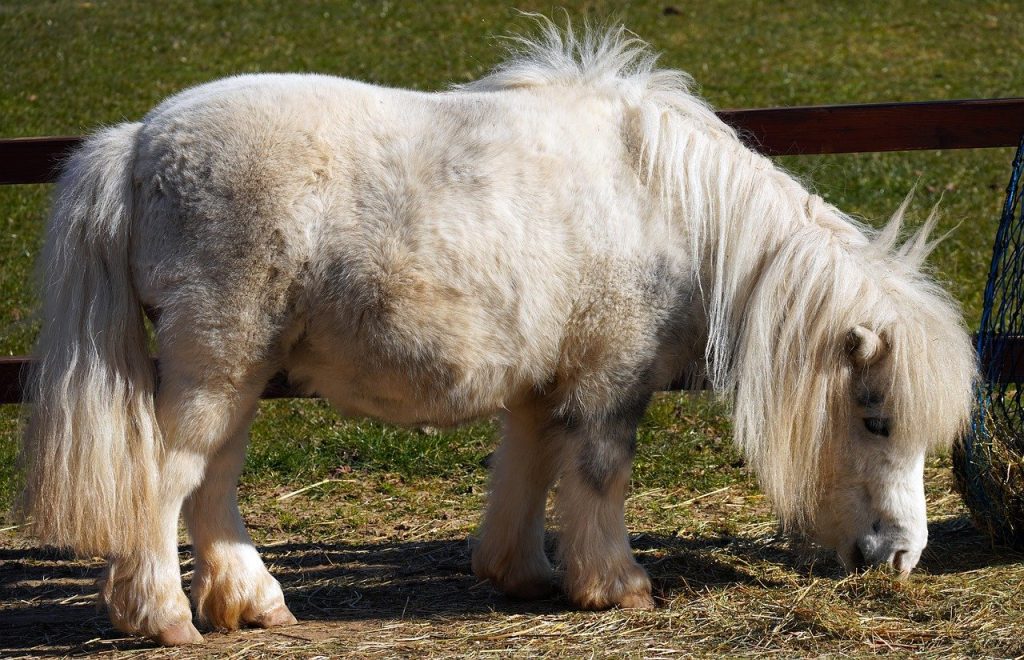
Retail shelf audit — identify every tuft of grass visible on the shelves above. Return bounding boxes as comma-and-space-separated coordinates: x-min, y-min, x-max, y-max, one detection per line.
635, 392, 741, 490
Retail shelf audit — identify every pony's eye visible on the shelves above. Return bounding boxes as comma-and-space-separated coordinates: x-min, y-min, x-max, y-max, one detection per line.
863, 417, 890, 437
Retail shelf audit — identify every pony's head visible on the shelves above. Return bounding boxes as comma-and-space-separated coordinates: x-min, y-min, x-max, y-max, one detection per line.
810, 318, 966, 575
728, 205, 977, 575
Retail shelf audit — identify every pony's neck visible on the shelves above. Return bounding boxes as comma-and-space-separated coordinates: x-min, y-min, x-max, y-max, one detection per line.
659, 124, 865, 389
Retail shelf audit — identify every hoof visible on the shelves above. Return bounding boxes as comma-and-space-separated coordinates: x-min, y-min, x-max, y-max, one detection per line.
192, 565, 292, 631
567, 560, 654, 610
155, 620, 204, 646
503, 575, 557, 601
250, 604, 298, 629
616, 591, 656, 609
573, 588, 655, 610
472, 541, 556, 602
472, 557, 556, 601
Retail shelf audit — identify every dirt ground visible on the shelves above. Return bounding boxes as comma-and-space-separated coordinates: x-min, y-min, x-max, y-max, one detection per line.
2, 466, 1023, 658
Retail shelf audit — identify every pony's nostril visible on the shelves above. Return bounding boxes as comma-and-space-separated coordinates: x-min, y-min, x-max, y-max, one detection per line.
849, 543, 867, 571
892, 550, 912, 575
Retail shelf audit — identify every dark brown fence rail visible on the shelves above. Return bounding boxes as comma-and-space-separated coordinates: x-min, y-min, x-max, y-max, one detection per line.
719, 97, 1024, 156
0, 136, 81, 186
2, 98, 1023, 403
0, 357, 297, 405
3, 98, 1023, 185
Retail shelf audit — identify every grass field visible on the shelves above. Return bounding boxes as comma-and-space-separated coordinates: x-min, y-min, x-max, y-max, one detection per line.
2, 1, 1023, 657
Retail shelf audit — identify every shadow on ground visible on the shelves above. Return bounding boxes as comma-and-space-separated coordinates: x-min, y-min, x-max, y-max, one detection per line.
1, 517, 1020, 656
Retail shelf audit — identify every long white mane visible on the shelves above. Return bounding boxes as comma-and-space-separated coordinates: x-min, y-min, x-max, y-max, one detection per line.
466, 18, 976, 526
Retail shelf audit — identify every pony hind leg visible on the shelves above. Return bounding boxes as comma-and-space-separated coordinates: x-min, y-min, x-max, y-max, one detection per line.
472, 402, 564, 599
99, 382, 250, 645
555, 391, 655, 610
183, 410, 296, 632
100, 314, 288, 644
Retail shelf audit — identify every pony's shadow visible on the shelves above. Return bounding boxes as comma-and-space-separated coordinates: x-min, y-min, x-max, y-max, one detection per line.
0, 533, 779, 653
1, 517, 1020, 654
917, 515, 1024, 574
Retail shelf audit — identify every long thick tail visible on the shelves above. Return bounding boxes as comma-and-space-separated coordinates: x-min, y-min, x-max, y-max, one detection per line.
17, 122, 160, 557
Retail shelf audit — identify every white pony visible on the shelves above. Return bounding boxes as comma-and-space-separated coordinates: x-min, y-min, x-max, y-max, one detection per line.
18, 22, 976, 645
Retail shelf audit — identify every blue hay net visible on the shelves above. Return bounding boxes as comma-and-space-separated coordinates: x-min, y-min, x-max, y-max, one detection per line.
957, 134, 1024, 548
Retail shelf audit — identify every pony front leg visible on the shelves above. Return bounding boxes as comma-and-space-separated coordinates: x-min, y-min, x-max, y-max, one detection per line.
473, 403, 563, 599
184, 423, 296, 631
555, 398, 655, 610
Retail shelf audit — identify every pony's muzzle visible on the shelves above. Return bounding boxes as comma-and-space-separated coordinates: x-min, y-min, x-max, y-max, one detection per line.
843, 526, 923, 577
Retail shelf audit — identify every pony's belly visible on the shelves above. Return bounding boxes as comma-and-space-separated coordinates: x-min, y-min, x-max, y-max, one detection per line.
285, 346, 509, 428
312, 373, 460, 426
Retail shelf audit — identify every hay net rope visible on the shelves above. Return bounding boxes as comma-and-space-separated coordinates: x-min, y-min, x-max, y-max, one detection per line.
955, 134, 1024, 548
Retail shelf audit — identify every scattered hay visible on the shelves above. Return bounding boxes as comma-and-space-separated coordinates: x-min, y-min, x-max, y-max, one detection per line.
2, 464, 1024, 658
953, 410, 1024, 550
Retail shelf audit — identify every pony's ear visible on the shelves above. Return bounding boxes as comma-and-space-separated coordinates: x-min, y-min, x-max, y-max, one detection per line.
845, 325, 888, 367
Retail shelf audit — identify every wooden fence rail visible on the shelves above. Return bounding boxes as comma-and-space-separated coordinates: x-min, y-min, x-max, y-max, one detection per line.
3, 98, 1024, 185
1, 97, 1023, 403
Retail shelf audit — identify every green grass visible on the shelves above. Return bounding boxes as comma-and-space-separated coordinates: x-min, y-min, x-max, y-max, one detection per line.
238, 392, 740, 497
246, 399, 496, 483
